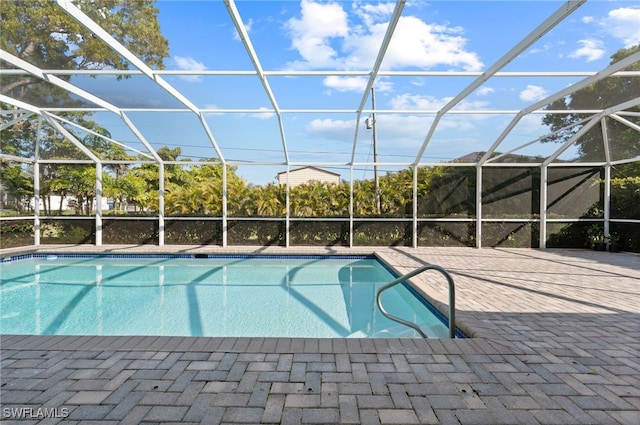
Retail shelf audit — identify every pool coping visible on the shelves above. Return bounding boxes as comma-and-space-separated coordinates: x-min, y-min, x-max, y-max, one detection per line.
0, 244, 512, 347
0, 244, 482, 343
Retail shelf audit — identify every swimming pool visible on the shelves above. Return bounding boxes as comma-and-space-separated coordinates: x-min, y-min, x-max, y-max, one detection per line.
0, 254, 459, 338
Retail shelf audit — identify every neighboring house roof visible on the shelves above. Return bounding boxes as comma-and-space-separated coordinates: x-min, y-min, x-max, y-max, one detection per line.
276, 166, 341, 178
276, 166, 342, 187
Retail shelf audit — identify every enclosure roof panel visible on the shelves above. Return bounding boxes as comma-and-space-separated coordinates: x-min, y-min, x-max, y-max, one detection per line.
0, 0, 638, 184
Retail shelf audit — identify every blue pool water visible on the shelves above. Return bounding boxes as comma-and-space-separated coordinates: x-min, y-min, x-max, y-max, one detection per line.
0, 255, 455, 338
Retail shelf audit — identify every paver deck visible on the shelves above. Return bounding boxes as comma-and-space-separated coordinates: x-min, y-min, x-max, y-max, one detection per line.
1, 246, 639, 424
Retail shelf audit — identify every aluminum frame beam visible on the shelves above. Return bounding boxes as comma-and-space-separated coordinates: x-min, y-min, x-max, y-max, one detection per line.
42, 113, 101, 162
54, 0, 226, 164
1, 49, 168, 163
224, 0, 290, 164
0, 49, 119, 114
5, 69, 637, 78
480, 50, 640, 165
413, 0, 586, 166
543, 96, 640, 165
350, 0, 406, 164
609, 114, 640, 133
0, 112, 34, 131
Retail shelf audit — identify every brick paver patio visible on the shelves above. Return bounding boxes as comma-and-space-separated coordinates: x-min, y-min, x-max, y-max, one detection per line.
1, 246, 639, 424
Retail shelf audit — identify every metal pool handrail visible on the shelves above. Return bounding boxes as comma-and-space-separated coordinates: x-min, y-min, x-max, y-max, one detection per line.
376, 264, 456, 338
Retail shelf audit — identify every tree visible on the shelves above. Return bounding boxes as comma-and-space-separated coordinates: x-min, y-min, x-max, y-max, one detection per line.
542, 45, 640, 161
0, 162, 34, 212
1, 1, 169, 214
250, 184, 286, 217
0, 0, 168, 102
164, 161, 249, 217
0, 0, 169, 160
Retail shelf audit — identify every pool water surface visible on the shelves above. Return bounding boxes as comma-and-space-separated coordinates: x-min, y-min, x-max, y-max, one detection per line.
0, 255, 454, 338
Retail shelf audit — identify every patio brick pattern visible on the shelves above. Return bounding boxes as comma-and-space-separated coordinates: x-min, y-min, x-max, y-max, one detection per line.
1, 247, 639, 424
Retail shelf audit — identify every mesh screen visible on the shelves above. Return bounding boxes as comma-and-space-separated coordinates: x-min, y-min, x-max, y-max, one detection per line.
418, 167, 476, 218
417, 221, 475, 247
164, 220, 222, 245
545, 222, 592, 248
547, 167, 602, 218
0, 219, 34, 249
40, 219, 95, 245
227, 220, 285, 246
353, 221, 411, 246
102, 219, 158, 245
289, 221, 349, 246
606, 116, 640, 162
611, 222, 640, 252
611, 166, 640, 220
482, 222, 539, 248
482, 167, 539, 218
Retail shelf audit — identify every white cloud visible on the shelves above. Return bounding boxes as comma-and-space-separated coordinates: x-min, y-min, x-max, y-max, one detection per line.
285, 0, 350, 69
378, 16, 483, 71
285, 0, 483, 75
581, 16, 594, 24
354, 1, 395, 26
389, 93, 490, 113
602, 7, 640, 48
453, 99, 491, 112
323, 76, 368, 92
233, 18, 254, 41
519, 85, 548, 102
527, 43, 553, 55
173, 56, 207, 82
246, 107, 276, 120
322, 76, 393, 93
374, 115, 436, 143
518, 114, 544, 134
245, 18, 254, 34
476, 87, 495, 96
374, 80, 394, 93
304, 115, 431, 148
569, 39, 606, 62
305, 118, 355, 140
304, 113, 488, 156
390, 94, 449, 111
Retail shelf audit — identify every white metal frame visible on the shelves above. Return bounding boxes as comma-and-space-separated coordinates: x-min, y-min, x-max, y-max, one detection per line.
1, 0, 638, 249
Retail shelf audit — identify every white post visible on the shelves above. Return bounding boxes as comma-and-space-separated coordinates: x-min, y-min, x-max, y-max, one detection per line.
33, 161, 40, 245
413, 165, 418, 248
371, 87, 380, 215
539, 165, 548, 249
33, 119, 42, 245
158, 163, 165, 246
602, 117, 611, 247
604, 164, 611, 245
221, 164, 227, 247
285, 166, 290, 247
95, 162, 103, 246
349, 166, 354, 248
476, 166, 482, 248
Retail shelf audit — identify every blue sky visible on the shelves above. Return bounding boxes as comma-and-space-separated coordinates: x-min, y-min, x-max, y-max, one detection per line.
75, 0, 640, 184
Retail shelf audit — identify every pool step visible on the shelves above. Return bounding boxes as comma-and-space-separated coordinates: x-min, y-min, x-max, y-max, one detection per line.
346, 324, 439, 338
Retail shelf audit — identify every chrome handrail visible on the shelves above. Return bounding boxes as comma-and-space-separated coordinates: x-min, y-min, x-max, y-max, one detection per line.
376, 264, 456, 338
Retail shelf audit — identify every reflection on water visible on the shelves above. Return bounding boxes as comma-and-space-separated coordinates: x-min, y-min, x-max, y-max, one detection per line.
1, 256, 450, 338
